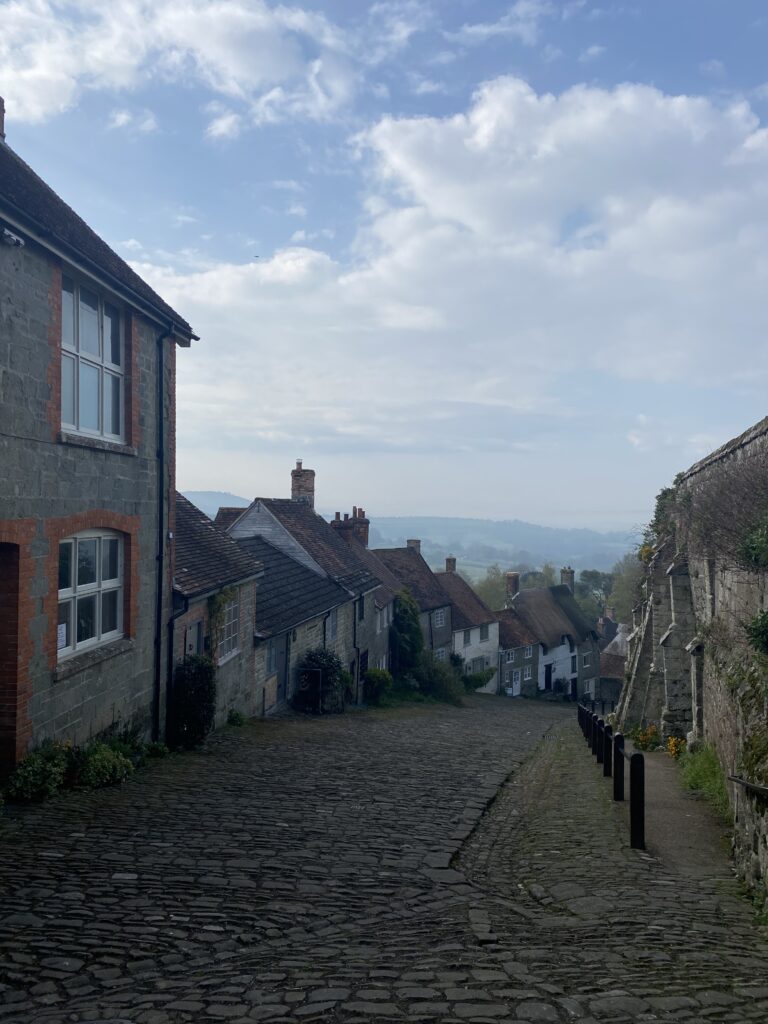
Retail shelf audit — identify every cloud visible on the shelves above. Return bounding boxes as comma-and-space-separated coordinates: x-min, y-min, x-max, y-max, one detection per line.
449, 1, 555, 46
578, 44, 605, 63
108, 108, 158, 133
205, 108, 243, 139
700, 59, 727, 81
365, 1, 435, 64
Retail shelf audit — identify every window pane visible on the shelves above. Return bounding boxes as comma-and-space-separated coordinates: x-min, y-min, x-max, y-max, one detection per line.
79, 288, 100, 356
102, 538, 119, 581
62, 354, 76, 426
76, 594, 97, 643
101, 590, 119, 634
77, 538, 98, 586
62, 277, 75, 349
104, 303, 121, 366
79, 362, 100, 431
57, 602, 71, 650
58, 541, 73, 590
104, 373, 121, 436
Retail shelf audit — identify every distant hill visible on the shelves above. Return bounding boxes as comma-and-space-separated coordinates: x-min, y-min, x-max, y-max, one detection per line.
181, 495, 634, 575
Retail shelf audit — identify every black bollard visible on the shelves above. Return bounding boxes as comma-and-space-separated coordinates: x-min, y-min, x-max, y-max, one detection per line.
613, 733, 625, 802
630, 753, 645, 849
603, 725, 613, 777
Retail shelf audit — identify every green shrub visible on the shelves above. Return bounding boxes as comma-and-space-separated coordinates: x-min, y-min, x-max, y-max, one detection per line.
227, 709, 246, 727
168, 655, 217, 748
363, 668, 394, 706
415, 652, 464, 706
738, 515, 768, 569
145, 741, 169, 758
745, 611, 768, 656
463, 668, 495, 693
101, 725, 147, 767
294, 648, 346, 713
340, 669, 355, 705
5, 743, 69, 802
680, 744, 731, 820
78, 743, 133, 788
390, 589, 424, 679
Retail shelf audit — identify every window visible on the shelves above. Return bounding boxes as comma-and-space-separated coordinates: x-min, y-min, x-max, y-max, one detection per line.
266, 638, 277, 676
524, 665, 532, 680
505, 670, 511, 683
217, 595, 240, 661
524, 645, 533, 659
571, 654, 577, 674
328, 607, 338, 641
61, 276, 124, 441
583, 652, 591, 668
435, 647, 447, 661
434, 608, 445, 628
58, 532, 123, 657
463, 628, 471, 647
358, 596, 365, 622
480, 623, 489, 642
513, 669, 521, 684
506, 650, 514, 663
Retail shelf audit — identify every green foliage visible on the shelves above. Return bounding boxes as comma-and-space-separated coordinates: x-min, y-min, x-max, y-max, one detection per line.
628, 723, 662, 751
145, 741, 169, 758
745, 611, 768, 656
294, 647, 346, 713
340, 669, 355, 704
608, 550, 646, 622
78, 743, 134, 788
5, 742, 69, 802
207, 586, 237, 656
741, 728, 768, 786
680, 745, 731, 821
415, 652, 464, 706
521, 563, 557, 590
463, 668, 495, 693
737, 514, 768, 570
168, 655, 217, 748
579, 570, 614, 605
363, 668, 394, 706
390, 589, 424, 679
227, 709, 246, 727
643, 485, 677, 548
472, 564, 506, 610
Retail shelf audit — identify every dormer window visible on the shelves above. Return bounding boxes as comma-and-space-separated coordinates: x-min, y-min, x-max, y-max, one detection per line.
61, 275, 124, 441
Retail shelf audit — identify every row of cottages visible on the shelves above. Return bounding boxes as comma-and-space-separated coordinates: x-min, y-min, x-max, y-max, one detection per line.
0, 102, 197, 771
497, 569, 601, 700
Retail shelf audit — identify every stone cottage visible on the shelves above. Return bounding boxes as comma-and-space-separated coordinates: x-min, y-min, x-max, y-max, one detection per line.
435, 557, 499, 691
0, 102, 195, 770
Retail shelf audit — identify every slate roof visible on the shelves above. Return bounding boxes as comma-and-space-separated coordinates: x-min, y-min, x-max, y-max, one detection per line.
600, 651, 627, 681
215, 507, 248, 532
260, 499, 379, 596
497, 608, 540, 650
341, 537, 400, 609
235, 536, 349, 638
174, 494, 262, 599
435, 571, 496, 631
0, 140, 194, 340
371, 547, 450, 613
508, 585, 596, 649
603, 624, 630, 658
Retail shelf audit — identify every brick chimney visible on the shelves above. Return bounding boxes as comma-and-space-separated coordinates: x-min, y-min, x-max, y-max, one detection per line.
560, 566, 575, 594
505, 571, 520, 607
406, 539, 421, 555
330, 506, 370, 547
290, 459, 315, 509
445, 556, 456, 573
0, 97, 5, 142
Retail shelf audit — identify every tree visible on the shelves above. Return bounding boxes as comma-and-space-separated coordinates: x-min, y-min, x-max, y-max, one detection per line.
578, 570, 614, 605
520, 562, 557, 590
390, 589, 424, 679
608, 551, 645, 623
473, 564, 506, 610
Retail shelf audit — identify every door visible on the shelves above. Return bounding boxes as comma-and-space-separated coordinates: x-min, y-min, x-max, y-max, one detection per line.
544, 663, 553, 691
512, 673, 521, 697
0, 544, 20, 775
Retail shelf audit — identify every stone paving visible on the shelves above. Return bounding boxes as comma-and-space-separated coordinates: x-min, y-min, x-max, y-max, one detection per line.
1, 696, 767, 1024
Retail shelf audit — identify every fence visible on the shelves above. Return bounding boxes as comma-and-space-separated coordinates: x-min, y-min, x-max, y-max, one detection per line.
577, 703, 645, 849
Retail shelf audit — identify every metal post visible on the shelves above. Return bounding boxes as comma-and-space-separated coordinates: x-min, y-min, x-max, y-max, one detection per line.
596, 718, 604, 763
630, 753, 645, 849
586, 710, 592, 745
613, 733, 625, 801
603, 725, 612, 777
591, 714, 599, 756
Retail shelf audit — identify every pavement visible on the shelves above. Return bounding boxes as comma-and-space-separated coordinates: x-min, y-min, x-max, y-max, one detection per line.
0, 695, 766, 1024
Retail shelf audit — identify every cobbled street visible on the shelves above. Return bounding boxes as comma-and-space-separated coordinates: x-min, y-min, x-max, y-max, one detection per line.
1, 696, 767, 1024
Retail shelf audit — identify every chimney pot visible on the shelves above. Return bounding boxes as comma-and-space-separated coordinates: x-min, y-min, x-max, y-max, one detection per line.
505, 571, 520, 607
445, 556, 456, 573
344, 513, 349, 521
560, 566, 575, 594
406, 538, 421, 555
334, 511, 341, 521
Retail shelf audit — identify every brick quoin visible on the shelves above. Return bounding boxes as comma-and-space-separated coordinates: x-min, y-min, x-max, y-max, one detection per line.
46, 259, 62, 442
43, 511, 141, 671
0, 519, 37, 772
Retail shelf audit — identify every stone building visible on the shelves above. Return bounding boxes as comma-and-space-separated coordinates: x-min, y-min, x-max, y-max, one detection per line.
435, 557, 499, 691
618, 415, 768, 901
172, 494, 262, 725
0, 104, 195, 770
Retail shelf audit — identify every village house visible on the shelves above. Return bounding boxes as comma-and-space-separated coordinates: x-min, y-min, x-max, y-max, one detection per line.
435, 557, 499, 691
0, 101, 195, 770
172, 494, 263, 725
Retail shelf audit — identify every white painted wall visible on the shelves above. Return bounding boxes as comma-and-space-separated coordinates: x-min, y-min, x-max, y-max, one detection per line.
453, 621, 499, 693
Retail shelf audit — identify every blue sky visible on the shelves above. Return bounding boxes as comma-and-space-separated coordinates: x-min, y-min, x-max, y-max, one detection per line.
3, 1, 767, 530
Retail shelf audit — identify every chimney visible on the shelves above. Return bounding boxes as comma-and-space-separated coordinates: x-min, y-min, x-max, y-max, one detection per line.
406, 538, 421, 555
290, 459, 315, 509
0, 97, 5, 141
505, 571, 520, 607
330, 505, 370, 547
445, 556, 456, 573
560, 566, 575, 594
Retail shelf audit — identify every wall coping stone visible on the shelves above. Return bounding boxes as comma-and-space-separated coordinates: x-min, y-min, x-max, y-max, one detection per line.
53, 637, 135, 683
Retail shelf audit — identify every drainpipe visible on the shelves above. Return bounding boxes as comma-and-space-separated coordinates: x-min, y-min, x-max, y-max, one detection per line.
153, 325, 172, 741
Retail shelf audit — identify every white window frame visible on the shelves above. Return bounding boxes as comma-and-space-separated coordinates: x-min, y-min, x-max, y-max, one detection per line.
57, 531, 123, 659
61, 275, 125, 442
513, 669, 521, 684
434, 608, 446, 628
583, 652, 591, 668
523, 665, 532, 681
463, 628, 471, 647
435, 646, 447, 661
480, 623, 489, 642
505, 650, 514, 663
524, 645, 533, 659
217, 594, 240, 663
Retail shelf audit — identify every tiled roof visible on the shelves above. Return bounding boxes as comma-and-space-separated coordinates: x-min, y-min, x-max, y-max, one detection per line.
497, 608, 540, 650
214, 507, 248, 532
261, 499, 379, 596
508, 585, 595, 649
174, 494, 262, 599
371, 547, 450, 613
0, 141, 194, 340
435, 571, 496, 631
600, 651, 627, 681
342, 538, 400, 608
235, 536, 349, 637
603, 624, 630, 658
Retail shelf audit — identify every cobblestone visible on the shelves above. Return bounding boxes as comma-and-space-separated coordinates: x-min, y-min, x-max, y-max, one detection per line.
1, 697, 767, 1023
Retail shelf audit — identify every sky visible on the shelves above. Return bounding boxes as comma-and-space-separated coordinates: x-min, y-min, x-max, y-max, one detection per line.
3, 0, 768, 531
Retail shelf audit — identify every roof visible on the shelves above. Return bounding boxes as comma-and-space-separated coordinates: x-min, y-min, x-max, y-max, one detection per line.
603, 624, 630, 657
435, 571, 496, 631
680, 415, 768, 483
215, 507, 248, 532
0, 141, 194, 340
508, 585, 596, 649
497, 608, 540, 650
371, 547, 450, 613
341, 537, 400, 609
600, 651, 627, 681
174, 493, 262, 599
259, 499, 379, 596
235, 536, 349, 638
